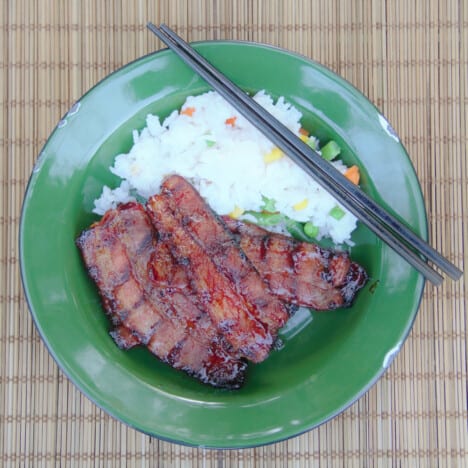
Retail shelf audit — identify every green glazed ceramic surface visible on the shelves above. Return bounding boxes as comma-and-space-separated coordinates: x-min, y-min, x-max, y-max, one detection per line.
20, 42, 426, 448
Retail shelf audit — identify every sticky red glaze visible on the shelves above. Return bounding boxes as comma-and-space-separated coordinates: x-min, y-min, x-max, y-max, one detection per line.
161, 175, 290, 335
147, 193, 272, 363
76, 203, 246, 389
76, 179, 368, 388
222, 216, 368, 310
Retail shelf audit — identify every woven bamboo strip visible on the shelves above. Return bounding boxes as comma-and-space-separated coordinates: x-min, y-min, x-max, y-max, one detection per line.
397, 3, 418, 465
0, 0, 7, 458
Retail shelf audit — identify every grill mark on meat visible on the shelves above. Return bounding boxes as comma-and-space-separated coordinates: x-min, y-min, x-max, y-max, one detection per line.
259, 235, 268, 261
246, 232, 298, 305
109, 325, 140, 350
147, 319, 186, 363
76, 202, 246, 389
110, 205, 222, 346
160, 175, 289, 336
147, 193, 273, 363
166, 337, 185, 367
222, 216, 368, 310
329, 253, 351, 287
147, 239, 233, 354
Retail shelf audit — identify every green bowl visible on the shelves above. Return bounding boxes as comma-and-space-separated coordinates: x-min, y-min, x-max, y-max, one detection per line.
20, 41, 426, 448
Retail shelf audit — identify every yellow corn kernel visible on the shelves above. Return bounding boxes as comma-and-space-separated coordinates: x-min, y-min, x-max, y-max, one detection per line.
293, 198, 309, 211
228, 205, 244, 219
130, 163, 140, 176
299, 134, 309, 142
263, 147, 284, 163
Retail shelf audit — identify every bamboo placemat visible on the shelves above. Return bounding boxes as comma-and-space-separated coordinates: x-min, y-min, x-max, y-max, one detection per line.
1, 0, 466, 466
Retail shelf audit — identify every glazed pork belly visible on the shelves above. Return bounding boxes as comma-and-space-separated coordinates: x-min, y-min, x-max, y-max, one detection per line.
222, 217, 368, 310
76, 175, 367, 389
147, 193, 274, 363
76, 202, 246, 389
159, 175, 291, 336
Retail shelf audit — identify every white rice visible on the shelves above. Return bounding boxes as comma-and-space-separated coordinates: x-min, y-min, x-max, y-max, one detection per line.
93, 90, 358, 245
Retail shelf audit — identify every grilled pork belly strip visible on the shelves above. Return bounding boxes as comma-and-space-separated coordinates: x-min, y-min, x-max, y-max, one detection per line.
112, 206, 219, 349
222, 217, 368, 310
115, 207, 223, 346
160, 175, 290, 336
147, 193, 273, 363
76, 203, 246, 389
